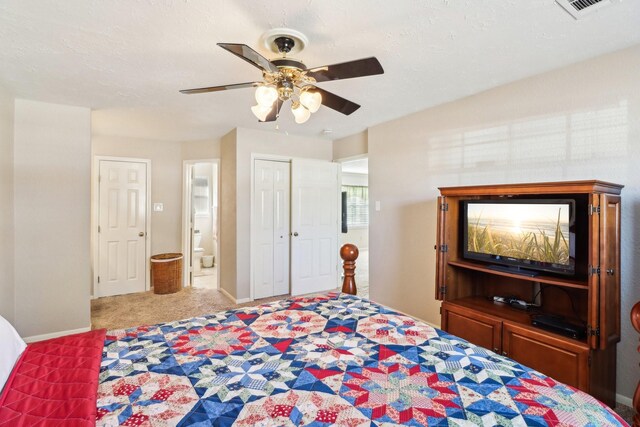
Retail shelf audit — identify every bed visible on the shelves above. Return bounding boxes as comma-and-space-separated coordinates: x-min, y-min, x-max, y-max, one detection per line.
90, 292, 627, 426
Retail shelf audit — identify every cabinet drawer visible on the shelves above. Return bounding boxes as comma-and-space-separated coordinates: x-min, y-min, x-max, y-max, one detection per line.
502, 322, 590, 391
442, 303, 501, 353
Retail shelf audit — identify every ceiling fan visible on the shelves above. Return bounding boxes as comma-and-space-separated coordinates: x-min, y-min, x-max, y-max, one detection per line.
180, 30, 384, 124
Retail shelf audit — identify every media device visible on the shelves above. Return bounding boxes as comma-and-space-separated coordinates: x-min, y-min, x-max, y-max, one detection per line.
462, 199, 578, 276
531, 314, 586, 340
492, 296, 536, 310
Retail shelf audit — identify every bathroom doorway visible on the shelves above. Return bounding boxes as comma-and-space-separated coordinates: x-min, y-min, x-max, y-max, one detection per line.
182, 160, 219, 290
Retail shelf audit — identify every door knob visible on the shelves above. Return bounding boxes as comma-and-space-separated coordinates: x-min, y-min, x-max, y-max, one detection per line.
138, 232, 145, 237
293, 232, 299, 237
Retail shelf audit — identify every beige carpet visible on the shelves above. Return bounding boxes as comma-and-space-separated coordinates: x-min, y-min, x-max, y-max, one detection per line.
614, 404, 633, 424
91, 287, 285, 331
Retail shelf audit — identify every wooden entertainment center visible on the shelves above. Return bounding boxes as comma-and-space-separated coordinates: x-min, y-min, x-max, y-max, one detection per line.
435, 180, 622, 407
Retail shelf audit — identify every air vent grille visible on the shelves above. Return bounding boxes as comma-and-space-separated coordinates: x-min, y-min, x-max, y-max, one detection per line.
556, 0, 616, 19
570, 0, 604, 11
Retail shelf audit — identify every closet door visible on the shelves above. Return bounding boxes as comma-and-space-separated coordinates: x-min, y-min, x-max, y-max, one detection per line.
272, 161, 291, 296
253, 160, 290, 299
290, 159, 339, 296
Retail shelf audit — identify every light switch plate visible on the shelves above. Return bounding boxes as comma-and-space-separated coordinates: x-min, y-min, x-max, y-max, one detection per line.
375, 201, 381, 211
153, 203, 164, 212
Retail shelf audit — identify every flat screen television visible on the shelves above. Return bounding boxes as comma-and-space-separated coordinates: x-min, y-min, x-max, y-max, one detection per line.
462, 199, 576, 276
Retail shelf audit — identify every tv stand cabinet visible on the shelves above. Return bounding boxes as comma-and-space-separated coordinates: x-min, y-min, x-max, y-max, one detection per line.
435, 180, 622, 407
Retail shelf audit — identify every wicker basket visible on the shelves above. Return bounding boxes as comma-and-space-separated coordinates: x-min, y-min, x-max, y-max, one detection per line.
150, 253, 183, 294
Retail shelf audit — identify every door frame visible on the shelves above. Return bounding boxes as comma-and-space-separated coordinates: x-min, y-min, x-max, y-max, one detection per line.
91, 156, 152, 298
181, 159, 220, 288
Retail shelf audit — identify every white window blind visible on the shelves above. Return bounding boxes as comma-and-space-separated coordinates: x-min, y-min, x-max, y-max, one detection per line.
343, 185, 368, 227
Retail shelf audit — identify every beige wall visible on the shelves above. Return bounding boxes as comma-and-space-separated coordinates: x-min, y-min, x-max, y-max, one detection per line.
368, 45, 640, 402
219, 129, 237, 298
182, 139, 221, 160
333, 130, 367, 160
0, 87, 14, 322
13, 99, 91, 337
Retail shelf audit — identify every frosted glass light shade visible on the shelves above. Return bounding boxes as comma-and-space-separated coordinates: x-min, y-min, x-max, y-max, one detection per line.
291, 103, 311, 124
300, 90, 322, 113
251, 104, 273, 121
255, 86, 278, 107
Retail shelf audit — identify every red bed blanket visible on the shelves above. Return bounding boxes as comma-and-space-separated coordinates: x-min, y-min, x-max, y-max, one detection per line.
0, 329, 106, 426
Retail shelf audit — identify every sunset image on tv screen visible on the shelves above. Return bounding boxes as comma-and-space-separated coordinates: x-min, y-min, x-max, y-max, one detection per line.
467, 203, 570, 265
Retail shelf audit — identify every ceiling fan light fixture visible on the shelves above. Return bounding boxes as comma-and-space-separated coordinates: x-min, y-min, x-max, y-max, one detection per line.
291, 102, 311, 124
299, 88, 322, 113
255, 85, 278, 107
251, 104, 273, 121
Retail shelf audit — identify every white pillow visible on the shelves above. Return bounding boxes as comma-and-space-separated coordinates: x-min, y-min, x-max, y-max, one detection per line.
0, 315, 27, 393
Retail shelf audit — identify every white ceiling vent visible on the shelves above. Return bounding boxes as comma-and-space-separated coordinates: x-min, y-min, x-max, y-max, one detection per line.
556, 0, 618, 19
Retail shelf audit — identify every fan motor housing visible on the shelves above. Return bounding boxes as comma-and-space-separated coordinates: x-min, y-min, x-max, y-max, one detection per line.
274, 37, 295, 54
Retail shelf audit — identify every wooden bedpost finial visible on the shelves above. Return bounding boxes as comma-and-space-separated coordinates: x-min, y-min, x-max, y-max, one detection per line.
632, 301, 640, 427
340, 243, 359, 295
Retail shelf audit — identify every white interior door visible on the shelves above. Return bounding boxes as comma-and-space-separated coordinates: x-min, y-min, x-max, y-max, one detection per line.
253, 160, 290, 299
98, 160, 147, 297
290, 159, 339, 296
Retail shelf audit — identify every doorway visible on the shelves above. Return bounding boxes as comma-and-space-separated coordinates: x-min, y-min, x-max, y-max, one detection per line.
339, 157, 369, 298
93, 157, 151, 298
182, 160, 219, 290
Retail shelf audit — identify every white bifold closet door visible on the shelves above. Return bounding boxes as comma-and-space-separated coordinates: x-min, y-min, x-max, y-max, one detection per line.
290, 159, 339, 296
253, 160, 291, 299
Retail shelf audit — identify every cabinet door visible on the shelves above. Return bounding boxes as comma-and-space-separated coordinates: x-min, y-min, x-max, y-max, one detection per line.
435, 196, 448, 300
442, 303, 502, 353
599, 194, 621, 348
587, 193, 600, 350
502, 322, 590, 392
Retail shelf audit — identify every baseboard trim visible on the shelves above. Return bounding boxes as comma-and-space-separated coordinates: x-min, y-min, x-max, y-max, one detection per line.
219, 287, 236, 303
24, 326, 92, 343
616, 393, 632, 408
219, 287, 252, 305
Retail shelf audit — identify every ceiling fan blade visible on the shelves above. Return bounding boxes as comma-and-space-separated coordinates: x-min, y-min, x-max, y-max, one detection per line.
260, 98, 283, 122
217, 43, 279, 74
306, 57, 384, 83
310, 86, 360, 115
180, 82, 259, 94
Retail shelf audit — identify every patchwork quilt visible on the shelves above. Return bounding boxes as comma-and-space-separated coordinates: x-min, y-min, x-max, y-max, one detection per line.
97, 293, 627, 426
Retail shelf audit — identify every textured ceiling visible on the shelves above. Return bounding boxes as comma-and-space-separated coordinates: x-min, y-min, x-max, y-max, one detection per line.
1, 0, 639, 142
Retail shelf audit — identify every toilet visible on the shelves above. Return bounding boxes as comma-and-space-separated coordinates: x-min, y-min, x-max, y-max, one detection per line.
193, 230, 204, 274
